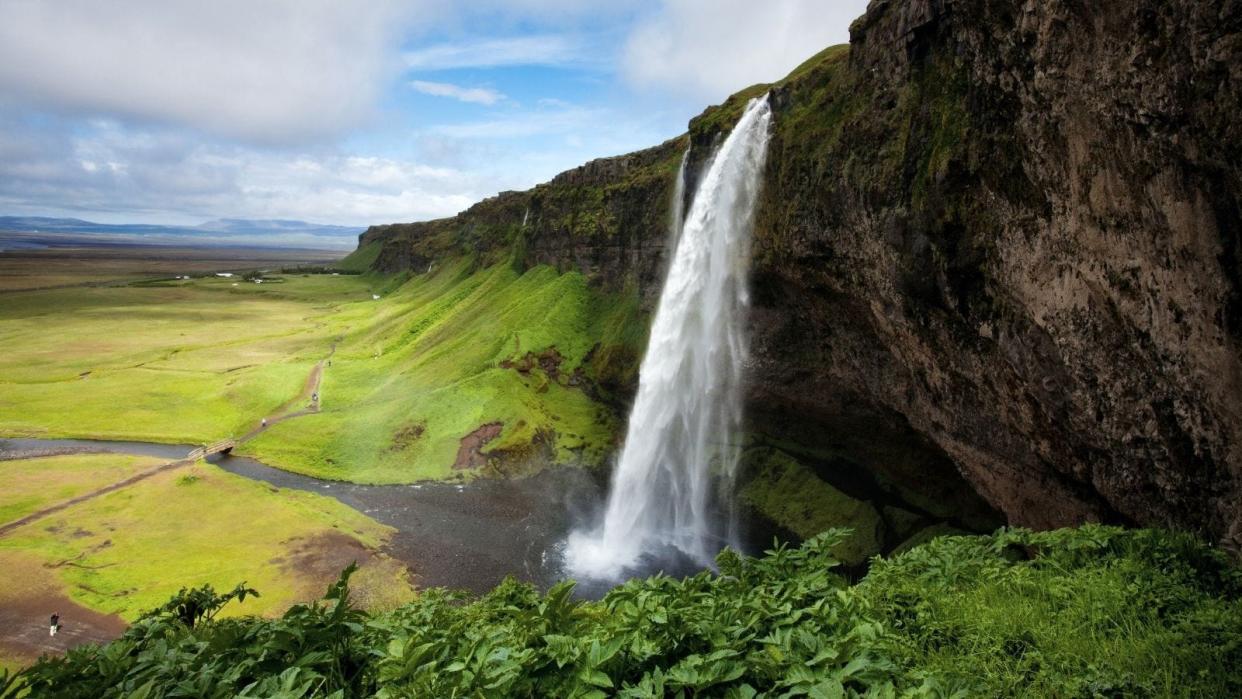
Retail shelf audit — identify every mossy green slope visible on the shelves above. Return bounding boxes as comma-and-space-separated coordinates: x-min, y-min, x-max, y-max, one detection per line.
337, 241, 382, 273
739, 447, 884, 565
242, 260, 644, 483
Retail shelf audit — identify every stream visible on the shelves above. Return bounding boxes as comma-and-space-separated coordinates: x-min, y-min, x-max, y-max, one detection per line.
0, 438, 774, 597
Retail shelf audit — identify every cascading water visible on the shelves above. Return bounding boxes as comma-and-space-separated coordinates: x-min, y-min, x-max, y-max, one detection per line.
665, 149, 689, 264
566, 95, 772, 579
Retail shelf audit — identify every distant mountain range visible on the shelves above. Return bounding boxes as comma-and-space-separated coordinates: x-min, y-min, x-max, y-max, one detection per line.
0, 216, 365, 251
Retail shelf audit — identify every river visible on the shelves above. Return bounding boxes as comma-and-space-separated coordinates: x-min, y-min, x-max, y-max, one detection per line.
0, 438, 775, 597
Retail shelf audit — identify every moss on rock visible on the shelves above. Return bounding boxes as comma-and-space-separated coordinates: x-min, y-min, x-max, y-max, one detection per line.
882, 505, 927, 542
739, 447, 884, 564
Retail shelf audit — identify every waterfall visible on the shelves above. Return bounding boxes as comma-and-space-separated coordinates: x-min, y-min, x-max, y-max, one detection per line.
665, 149, 689, 262
566, 95, 772, 579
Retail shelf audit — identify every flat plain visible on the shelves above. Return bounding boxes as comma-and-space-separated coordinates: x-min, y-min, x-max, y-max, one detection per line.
0, 244, 340, 292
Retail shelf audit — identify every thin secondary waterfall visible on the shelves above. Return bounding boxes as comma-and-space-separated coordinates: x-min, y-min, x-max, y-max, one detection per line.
665, 149, 689, 261
567, 95, 772, 579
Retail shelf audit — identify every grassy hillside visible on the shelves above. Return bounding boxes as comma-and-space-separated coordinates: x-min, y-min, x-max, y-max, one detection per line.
0, 265, 644, 483
241, 260, 643, 483
6, 525, 1238, 697
337, 241, 382, 273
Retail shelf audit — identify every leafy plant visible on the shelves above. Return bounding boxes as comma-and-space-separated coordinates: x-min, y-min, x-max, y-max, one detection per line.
5, 527, 1239, 698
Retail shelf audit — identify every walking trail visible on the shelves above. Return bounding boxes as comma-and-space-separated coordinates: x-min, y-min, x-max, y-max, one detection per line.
0, 347, 334, 667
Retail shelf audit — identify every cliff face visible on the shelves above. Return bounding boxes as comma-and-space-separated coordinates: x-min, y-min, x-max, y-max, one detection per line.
358, 0, 1242, 549
750, 0, 1240, 547
361, 137, 685, 305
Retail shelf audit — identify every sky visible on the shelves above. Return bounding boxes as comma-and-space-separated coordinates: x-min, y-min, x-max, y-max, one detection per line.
0, 0, 869, 228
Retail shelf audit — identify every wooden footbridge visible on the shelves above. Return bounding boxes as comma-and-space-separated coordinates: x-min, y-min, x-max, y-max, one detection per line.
187, 439, 236, 461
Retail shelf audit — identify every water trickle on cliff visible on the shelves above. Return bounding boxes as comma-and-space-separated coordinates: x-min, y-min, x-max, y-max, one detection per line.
666, 149, 689, 258
566, 95, 772, 579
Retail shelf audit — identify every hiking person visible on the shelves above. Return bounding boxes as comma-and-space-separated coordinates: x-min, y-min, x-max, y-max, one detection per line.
260, 418, 267, 428
50, 612, 59, 637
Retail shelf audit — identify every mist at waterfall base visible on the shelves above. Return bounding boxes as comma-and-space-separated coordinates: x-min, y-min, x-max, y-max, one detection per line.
565, 95, 773, 582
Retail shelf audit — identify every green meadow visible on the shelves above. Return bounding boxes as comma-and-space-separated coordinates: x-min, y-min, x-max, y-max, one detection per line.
0, 278, 354, 444
0, 263, 641, 482
0, 459, 415, 623
0, 260, 644, 669
0, 453, 165, 523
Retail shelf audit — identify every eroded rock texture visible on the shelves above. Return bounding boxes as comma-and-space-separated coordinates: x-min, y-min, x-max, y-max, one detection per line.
749, 0, 1241, 547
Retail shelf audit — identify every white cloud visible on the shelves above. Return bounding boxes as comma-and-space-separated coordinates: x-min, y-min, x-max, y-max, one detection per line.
0, 0, 873, 236
411, 80, 506, 105
0, 0, 416, 144
403, 34, 595, 71
622, 0, 869, 102
233, 151, 480, 225
0, 117, 485, 227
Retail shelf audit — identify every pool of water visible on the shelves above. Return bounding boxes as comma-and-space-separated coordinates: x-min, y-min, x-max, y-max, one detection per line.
211, 452, 609, 594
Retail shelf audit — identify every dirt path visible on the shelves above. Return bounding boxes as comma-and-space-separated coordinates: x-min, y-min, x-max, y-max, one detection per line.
0, 459, 194, 538
238, 345, 334, 443
0, 591, 127, 669
0, 347, 343, 671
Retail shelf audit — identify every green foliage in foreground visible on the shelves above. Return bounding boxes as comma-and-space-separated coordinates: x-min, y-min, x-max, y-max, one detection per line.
5, 526, 1239, 698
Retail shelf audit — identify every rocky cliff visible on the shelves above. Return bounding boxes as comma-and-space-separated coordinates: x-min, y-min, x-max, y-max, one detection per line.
360, 137, 686, 305
358, 0, 1241, 551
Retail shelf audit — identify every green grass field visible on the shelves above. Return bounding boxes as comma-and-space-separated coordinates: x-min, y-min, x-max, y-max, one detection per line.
0, 278, 362, 444
0, 453, 166, 523
0, 460, 414, 623
1, 263, 641, 483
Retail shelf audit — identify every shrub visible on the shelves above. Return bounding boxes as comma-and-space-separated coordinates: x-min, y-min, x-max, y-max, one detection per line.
4, 527, 1238, 698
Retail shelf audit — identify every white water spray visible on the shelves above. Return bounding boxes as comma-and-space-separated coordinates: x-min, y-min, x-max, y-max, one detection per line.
567, 95, 772, 579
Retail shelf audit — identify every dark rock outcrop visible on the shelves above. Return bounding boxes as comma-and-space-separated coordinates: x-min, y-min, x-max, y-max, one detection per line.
749, 0, 1241, 549
361, 138, 686, 304
358, 0, 1242, 550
